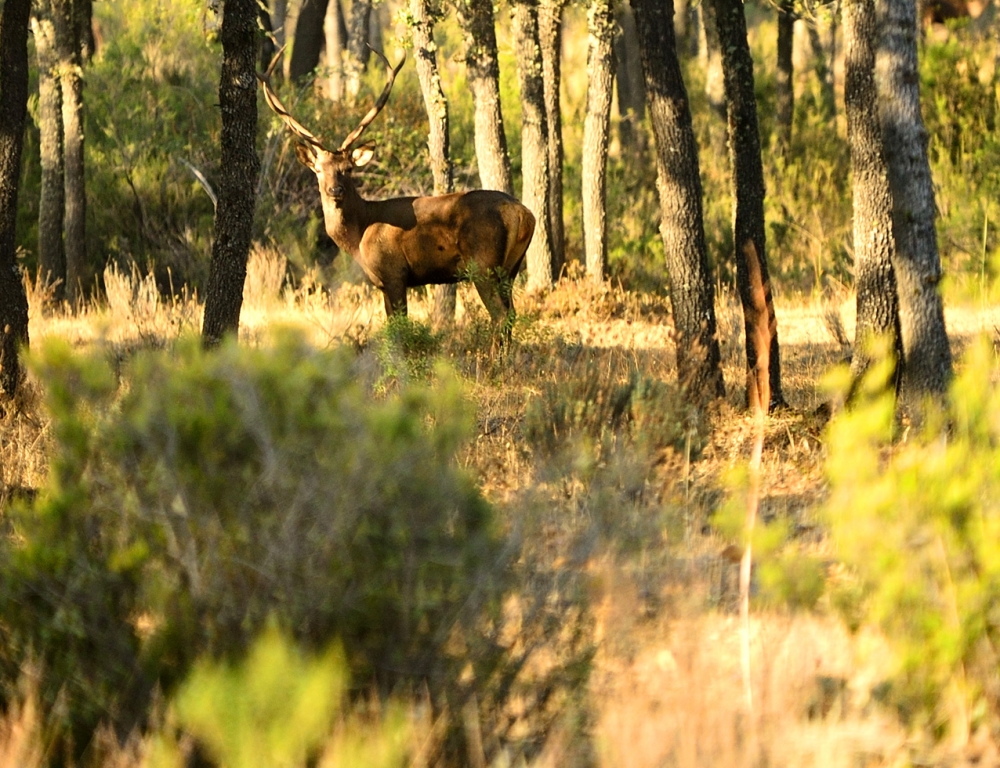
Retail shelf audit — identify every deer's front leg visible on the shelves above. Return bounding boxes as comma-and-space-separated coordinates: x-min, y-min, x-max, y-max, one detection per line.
382, 281, 408, 318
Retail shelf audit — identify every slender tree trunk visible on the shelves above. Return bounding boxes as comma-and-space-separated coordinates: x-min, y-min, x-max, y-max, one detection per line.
0, 0, 32, 398
53, 0, 86, 308
613, 5, 644, 151
324, 0, 347, 101
699, 0, 727, 122
875, 0, 952, 396
202, 0, 260, 346
807, 17, 837, 120
345, 0, 373, 99
457, 0, 513, 195
632, 0, 725, 403
844, 0, 902, 393
410, 0, 457, 326
713, 0, 785, 412
583, 0, 614, 282
32, 5, 67, 303
775, 0, 795, 155
540, 0, 566, 278
511, 0, 554, 292
272, 0, 288, 48
289, 0, 330, 82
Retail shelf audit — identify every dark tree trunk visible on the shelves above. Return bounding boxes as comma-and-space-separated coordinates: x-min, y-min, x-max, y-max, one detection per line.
272, 0, 288, 48
410, 0, 457, 325
876, 0, 952, 396
324, 0, 347, 101
202, 0, 260, 347
583, 0, 614, 281
712, 0, 785, 412
632, 0, 725, 404
540, 0, 566, 278
289, 0, 330, 82
53, 0, 87, 308
457, 0, 513, 195
844, 0, 903, 393
775, 0, 795, 155
613, 5, 645, 151
699, 0, 726, 122
0, 0, 32, 398
807, 18, 837, 121
31, 4, 67, 303
511, 0, 554, 292
345, 0, 373, 99
258, 2, 277, 75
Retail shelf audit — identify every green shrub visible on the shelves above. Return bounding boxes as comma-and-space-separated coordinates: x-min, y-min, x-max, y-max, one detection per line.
0, 332, 504, 753
824, 336, 1000, 736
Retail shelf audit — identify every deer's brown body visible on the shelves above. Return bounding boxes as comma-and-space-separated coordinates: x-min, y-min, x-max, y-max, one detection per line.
261, 50, 534, 326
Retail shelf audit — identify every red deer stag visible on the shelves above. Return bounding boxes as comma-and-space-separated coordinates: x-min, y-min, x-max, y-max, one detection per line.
258, 50, 535, 330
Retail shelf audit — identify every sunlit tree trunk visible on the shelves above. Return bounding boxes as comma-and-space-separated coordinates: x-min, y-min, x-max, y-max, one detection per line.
511, 0, 554, 292
583, 0, 613, 281
712, 0, 786, 411
0, 0, 32, 398
345, 0, 373, 99
457, 0, 513, 195
632, 0, 725, 404
876, 0, 952, 396
203, 0, 260, 346
844, 0, 902, 393
540, 0, 566, 278
324, 0, 347, 101
32, 3, 67, 303
613, 5, 644, 151
410, 0, 457, 325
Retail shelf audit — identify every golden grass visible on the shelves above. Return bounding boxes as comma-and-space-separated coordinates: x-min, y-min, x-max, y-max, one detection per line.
3, 264, 1000, 766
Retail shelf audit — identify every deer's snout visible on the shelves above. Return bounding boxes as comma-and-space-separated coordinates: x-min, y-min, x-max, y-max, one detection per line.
330, 185, 346, 202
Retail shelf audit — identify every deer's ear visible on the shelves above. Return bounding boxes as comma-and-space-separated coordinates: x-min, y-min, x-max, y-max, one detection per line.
351, 142, 376, 168
295, 142, 319, 171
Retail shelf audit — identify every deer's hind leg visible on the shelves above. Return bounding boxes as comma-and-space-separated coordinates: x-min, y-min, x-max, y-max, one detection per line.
472, 269, 515, 341
381, 281, 408, 318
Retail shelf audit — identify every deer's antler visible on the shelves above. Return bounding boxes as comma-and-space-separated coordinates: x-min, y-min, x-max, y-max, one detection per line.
257, 46, 328, 150
338, 48, 407, 151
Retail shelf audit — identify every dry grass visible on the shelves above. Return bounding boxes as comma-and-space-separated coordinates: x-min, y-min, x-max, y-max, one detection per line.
3, 265, 1000, 766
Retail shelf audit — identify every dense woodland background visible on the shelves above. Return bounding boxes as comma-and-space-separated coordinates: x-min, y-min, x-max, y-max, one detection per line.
2, 0, 1000, 765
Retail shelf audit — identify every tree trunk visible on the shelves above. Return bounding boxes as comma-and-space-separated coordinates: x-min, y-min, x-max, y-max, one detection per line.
876, 0, 952, 396
807, 18, 837, 121
511, 0, 554, 292
0, 0, 32, 398
457, 0, 513, 195
272, 0, 288, 48
410, 0, 457, 326
613, 5, 645, 151
699, 0, 726, 122
583, 0, 614, 282
844, 0, 902, 393
775, 0, 795, 155
540, 0, 566, 278
631, 0, 725, 404
712, 0, 785, 412
324, 0, 347, 101
289, 0, 330, 82
202, 0, 260, 347
53, 0, 86, 308
345, 0, 373, 100
31, 4, 67, 303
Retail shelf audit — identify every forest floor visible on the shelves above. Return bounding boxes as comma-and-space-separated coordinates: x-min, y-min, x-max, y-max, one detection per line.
3, 256, 1000, 767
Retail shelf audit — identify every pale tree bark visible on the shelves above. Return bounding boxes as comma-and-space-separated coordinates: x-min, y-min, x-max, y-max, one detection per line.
511, 0, 554, 292
613, 5, 644, 151
456, 0, 513, 195
875, 0, 952, 396
775, 0, 795, 155
539, 0, 566, 278
410, 0, 457, 325
632, 0, 725, 404
53, 0, 88, 308
345, 0, 373, 99
202, 0, 260, 346
583, 0, 614, 282
290, 0, 329, 82
844, 0, 902, 393
324, 0, 347, 101
712, 0, 786, 412
31, 3, 67, 303
0, 0, 31, 399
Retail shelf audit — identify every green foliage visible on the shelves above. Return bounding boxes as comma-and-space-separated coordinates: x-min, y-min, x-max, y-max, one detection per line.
0, 332, 504, 751
824, 337, 1000, 734
370, 315, 443, 391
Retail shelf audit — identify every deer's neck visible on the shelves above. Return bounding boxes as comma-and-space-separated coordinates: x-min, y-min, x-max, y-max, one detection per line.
324, 193, 369, 256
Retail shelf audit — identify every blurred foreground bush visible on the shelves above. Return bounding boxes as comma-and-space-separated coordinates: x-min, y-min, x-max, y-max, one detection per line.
0, 332, 507, 757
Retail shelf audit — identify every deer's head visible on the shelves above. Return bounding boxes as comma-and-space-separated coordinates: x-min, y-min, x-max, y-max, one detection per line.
259, 47, 404, 208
